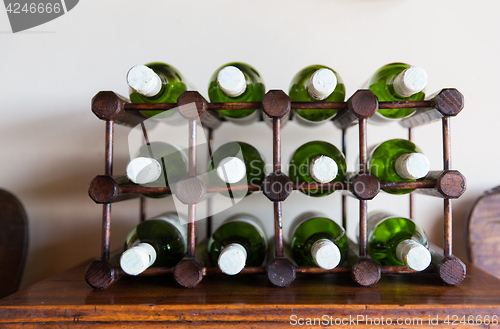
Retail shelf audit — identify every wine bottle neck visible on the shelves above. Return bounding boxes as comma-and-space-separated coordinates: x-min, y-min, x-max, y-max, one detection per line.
218, 243, 247, 275
392, 66, 427, 98
307, 68, 337, 100
217, 66, 247, 97
120, 242, 157, 276
310, 155, 338, 183
394, 153, 430, 180
395, 239, 431, 271
127, 65, 163, 97
311, 238, 341, 270
126, 157, 162, 184
216, 156, 247, 183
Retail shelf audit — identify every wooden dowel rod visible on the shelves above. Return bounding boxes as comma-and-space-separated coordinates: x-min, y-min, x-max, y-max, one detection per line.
379, 100, 433, 109
140, 197, 146, 223
101, 120, 114, 261
188, 204, 196, 258
186, 118, 198, 258
444, 199, 452, 256
274, 202, 283, 258
105, 121, 113, 176
91, 176, 442, 201
101, 204, 111, 261
380, 180, 436, 190
123, 100, 434, 112
409, 127, 414, 219
358, 118, 368, 257
342, 128, 347, 230
443, 117, 451, 170
273, 118, 281, 173
206, 128, 214, 240
442, 116, 452, 256
359, 200, 367, 257
359, 118, 367, 171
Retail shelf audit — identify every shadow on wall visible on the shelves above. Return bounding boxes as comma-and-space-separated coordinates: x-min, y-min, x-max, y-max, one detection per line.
0, 112, 142, 288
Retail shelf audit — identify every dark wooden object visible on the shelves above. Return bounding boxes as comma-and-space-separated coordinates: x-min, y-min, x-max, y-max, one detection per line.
334, 89, 378, 129
260, 90, 291, 119
92, 91, 148, 127
262, 172, 293, 202
467, 186, 500, 279
349, 172, 380, 200
416, 170, 467, 199
430, 244, 466, 286
2, 261, 499, 328
88, 175, 143, 203
0, 189, 28, 299
87, 88, 467, 289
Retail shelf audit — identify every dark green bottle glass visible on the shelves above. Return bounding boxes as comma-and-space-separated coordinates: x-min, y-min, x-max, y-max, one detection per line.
208, 214, 267, 275
368, 62, 427, 121
367, 212, 431, 271
127, 141, 188, 199
208, 62, 265, 124
288, 141, 346, 197
368, 139, 430, 195
120, 212, 187, 275
289, 65, 346, 125
208, 141, 265, 199
289, 212, 348, 269
127, 62, 187, 118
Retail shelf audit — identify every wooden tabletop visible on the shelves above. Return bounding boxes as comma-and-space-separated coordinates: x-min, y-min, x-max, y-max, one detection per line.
1, 261, 500, 328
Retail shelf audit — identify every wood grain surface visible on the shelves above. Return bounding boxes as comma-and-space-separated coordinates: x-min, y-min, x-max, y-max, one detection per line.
1, 260, 499, 327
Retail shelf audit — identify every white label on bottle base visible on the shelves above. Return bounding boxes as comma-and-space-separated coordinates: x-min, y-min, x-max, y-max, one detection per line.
127, 65, 162, 97
394, 153, 430, 180
217, 66, 247, 97
217, 157, 246, 183
218, 243, 247, 275
310, 156, 338, 183
393, 67, 428, 98
311, 238, 341, 270
396, 239, 431, 271
308, 68, 337, 100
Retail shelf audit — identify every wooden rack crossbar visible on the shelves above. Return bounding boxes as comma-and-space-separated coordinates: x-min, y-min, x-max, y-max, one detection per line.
89, 175, 454, 203
85, 88, 467, 291
122, 100, 435, 111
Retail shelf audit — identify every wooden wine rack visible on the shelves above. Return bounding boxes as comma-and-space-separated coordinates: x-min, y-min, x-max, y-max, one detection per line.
85, 88, 467, 290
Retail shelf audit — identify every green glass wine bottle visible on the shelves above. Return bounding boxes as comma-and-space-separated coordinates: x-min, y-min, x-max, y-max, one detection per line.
368, 62, 427, 123
288, 141, 346, 197
120, 212, 187, 275
127, 62, 187, 118
208, 62, 265, 124
208, 214, 267, 275
127, 141, 188, 198
208, 141, 265, 199
289, 212, 348, 269
368, 139, 430, 195
289, 65, 346, 125
367, 212, 431, 271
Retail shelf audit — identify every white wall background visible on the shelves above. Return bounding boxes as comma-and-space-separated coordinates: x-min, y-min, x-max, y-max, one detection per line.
1, 0, 498, 288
